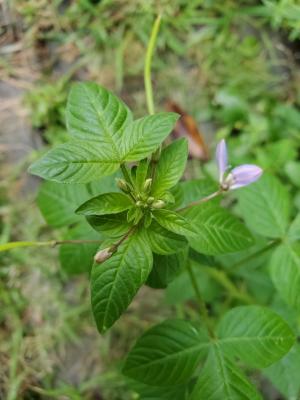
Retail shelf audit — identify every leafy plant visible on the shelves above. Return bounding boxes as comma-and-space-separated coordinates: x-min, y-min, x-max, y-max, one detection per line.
2, 13, 299, 400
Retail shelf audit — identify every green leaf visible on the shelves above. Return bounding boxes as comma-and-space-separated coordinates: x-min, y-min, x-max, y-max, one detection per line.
37, 181, 90, 228
76, 192, 132, 216
183, 203, 253, 255
264, 344, 300, 400
130, 381, 188, 400
153, 209, 197, 237
269, 244, 300, 310
91, 232, 152, 333
179, 178, 219, 208
217, 305, 295, 368
146, 250, 187, 289
288, 214, 300, 242
237, 174, 291, 238
145, 221, 188, 255
151, 139, 188, 196
135, 159, 149, 191
66, 82, 132, 149
190, 345, 262, 400
59, 223, 101, 275
87, 212, 131, 237
29, 141, 120, 183
123, 319, 210, 386
122, 113, 179, 161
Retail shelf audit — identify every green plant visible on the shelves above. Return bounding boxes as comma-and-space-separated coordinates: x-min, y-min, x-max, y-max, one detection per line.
2, 12, 300, 400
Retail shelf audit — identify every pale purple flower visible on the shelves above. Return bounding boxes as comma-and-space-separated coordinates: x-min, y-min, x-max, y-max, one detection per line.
216, 139, 263, 191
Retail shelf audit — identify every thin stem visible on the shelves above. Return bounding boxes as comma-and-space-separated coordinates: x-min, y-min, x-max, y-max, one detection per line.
178, 189, 222, 212
187, 262, 215, 338
110, 225, 137, 252
0, 239, 102, 253
200, 265, 254, 304
229, 240, 280, 273
144, 14, 161, 115
120, 163, 132, 184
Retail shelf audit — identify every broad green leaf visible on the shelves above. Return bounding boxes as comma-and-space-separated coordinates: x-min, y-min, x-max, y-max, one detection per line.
76, 192, 132, 216
91, 232, 152, 333
237, 174, 291, 238
217, 306, 295, 368
66, 82, 132, 150
179, 178, 219, 208
264, 344, 300, 400
29, 141, 120, 183
269, 244, 300, 310
285, 160, 300, 187
122, 113, 179, 161
59, 223, 101, 275
151, 139, 188, 196
145, 221, 188, 255
153, 209, 197, 237
37, 181, 90, 227
130, 381, 188, 400
288, 214, 300, 242
146, 250, 187, 289
183, 203, 253, 255
123, 319, 210, 386
87, 212, 131, 237
190, 345, 262, 400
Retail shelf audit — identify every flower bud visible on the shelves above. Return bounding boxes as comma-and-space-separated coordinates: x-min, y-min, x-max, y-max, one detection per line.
143, 178, 152, 192
147, 196, 155, 205
116, 179, 131, 193
152, 200, 165, 209
94, 247, 113, 264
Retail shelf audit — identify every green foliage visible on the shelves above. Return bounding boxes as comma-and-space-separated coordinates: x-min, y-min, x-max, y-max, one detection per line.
91, 232, 153, 333
238, 174, 291, 238
184, 203, 254, 255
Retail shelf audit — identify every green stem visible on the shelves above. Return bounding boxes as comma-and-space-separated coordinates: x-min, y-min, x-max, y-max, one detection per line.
229, 240, 280, 273
144, 14, 161, 115
187, 262, 215, 338
0, 239, 102, 253
200, 266, 254, 304
120, 163, 132, 184
178, 189, 223, 212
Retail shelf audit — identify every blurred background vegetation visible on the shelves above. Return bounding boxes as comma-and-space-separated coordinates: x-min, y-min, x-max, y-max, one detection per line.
1, 0, 300, 399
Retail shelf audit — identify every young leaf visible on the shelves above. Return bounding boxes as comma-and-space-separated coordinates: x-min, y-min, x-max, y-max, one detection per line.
37, 181, 90, 228
190, 345, 262, 400
123, 319, 210, 386
183, 203, 253, 255
76, 192, 132, 216
269, 244, 300, 310
87, 212, 131, 237
91, 232, 152, 333
145, 221, 188, 255
146, 250, 187, 289
153, 209, 197, 237
237, 174, 291, 238
122, 113, 179, 161
59, 223, 101, 275
217, 305, 295, 368
151, 139, 188, 196
66, 82, 133, 148
29, 141, 120, 183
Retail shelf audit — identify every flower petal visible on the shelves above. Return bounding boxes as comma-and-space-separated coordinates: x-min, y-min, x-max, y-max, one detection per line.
229, 164, 263, 189
216, 139, 228, 182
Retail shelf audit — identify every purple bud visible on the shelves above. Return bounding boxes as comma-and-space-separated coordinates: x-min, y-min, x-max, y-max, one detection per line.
227, 164, 263, 190
216, 139, 228, 183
